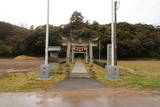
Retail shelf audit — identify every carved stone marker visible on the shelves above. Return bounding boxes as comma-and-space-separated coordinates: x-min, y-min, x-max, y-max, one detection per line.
39, 64, 52, 80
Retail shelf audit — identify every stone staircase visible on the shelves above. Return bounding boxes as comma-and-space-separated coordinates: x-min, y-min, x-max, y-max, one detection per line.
69, 73, 90, 78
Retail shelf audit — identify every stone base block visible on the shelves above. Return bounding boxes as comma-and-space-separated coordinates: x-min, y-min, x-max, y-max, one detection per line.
106, 65, 120, 80
50, 63, 60, 71
39, 64, 52, 80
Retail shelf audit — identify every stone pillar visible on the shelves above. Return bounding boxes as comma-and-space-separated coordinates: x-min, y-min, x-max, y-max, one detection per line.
89, 41, 93, 65
66, 41, 71, 64
72, 48, 74, 63
85, 50, 88, 63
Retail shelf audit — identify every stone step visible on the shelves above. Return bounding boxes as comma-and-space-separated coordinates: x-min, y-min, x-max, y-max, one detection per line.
69, 73, 90, 78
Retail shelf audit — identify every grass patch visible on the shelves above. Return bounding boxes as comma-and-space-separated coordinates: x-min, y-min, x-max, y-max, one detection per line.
118, 60, 160, 77
92, 60, 160, 91
0, 64, 66, 92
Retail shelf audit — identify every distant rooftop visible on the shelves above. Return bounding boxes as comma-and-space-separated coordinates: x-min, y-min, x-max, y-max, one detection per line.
48, 46, 61, 51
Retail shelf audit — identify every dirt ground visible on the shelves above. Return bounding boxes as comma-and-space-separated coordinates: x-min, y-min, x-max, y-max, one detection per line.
0, 58, 43, 72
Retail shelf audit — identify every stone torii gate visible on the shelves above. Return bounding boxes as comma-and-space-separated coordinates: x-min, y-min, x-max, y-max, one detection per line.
40, 0, 120, 80
61, 36, 99, 65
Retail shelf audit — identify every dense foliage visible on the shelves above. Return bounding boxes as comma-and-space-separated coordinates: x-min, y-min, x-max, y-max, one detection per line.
0, 11, 160, 59
0, 22, 29, 56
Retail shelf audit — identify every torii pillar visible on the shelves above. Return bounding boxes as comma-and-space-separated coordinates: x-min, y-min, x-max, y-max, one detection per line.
89, 41, 93, 65
66, 41, 71, 64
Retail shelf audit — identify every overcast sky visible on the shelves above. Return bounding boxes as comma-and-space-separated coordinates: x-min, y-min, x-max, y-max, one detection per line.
0, 0, 160, 27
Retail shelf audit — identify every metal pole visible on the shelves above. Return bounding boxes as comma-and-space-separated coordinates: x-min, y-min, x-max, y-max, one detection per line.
45, 0, 50, 65
99, 39, 101, 61
111, 0, 119, 66
114, 1, 117, 65
111, 0, 115, 66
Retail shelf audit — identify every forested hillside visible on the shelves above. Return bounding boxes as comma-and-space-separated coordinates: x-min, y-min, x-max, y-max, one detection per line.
0, 11, 160, 59
0, 21, 29, 56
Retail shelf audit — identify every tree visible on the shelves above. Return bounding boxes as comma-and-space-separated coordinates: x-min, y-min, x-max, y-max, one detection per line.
70, 11, 84, 24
